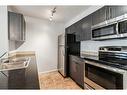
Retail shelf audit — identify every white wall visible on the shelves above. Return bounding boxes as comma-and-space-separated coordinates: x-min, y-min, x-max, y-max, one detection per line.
17, 16, 64, 73
0, 6, 8, 57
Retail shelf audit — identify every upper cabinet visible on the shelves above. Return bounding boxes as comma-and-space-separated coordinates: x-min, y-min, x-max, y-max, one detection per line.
66, 14, 92, 41
80, 14, 92, 41
111, 6, 127, 17
92, 7, 107, 25
92, 6, 127, 26
8, 11, 26, 41
92, 6, 116, 25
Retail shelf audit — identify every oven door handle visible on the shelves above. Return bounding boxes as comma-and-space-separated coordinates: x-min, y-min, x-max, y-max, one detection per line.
84, 60, 127, 74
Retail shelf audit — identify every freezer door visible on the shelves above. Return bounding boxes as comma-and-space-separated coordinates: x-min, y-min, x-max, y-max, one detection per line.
58, 45, 65, 77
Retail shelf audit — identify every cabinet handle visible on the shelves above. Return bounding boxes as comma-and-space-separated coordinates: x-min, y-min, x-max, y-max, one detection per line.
109, 8, 111, 19
105, 7, 108, 20
105, 7, 106, 20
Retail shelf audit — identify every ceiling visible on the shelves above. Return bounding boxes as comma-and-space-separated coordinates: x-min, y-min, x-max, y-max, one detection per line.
10, 6, 91, 23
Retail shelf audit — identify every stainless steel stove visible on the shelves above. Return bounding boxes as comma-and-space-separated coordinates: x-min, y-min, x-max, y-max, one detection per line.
99, 46, 127, 70
84, 46, 127, 89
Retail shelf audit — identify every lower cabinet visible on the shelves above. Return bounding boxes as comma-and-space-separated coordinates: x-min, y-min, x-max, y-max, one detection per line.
8, 69, 26, 89
69, 55, 84, 88
0, 71, 8, 89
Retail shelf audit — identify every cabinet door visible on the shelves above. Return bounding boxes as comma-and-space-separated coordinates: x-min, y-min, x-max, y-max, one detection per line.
8, 69, 25, 89
75, 32, 80, 41
104, 6, 127, 20
66, 24, 80, 41
93, 6, 127, 21
92, 7, 106, 25
107, 6, 116, 19
8, 11, 25, 41
92, 9, 100, 25
65, 27, 70, 34
23, 17, 26, 41
8, 12, 22, 41
20, 15, 25, 41
69, 55, 77, 80
80, 15, 92, 41
72, 14, 92, 41
68, 25, 76, 34
69, 55, 84, 88
0, 71, 8, 89
92, 6, 119, 25
100, 7, 107, 21
74, 59, 84, 88
113, 6, 127, 17
66, 14, 92, 41
73, 21, 82, 41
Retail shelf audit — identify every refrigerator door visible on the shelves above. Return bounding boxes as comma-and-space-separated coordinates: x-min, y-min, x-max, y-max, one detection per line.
58, 45, 65, 77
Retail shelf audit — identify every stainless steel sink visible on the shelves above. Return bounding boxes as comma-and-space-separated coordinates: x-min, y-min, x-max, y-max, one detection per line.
0, 57, 31, 71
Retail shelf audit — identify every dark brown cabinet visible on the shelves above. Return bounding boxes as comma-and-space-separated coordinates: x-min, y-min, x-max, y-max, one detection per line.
66, 24, 79, 41
79, 15, 92, 41
92, 6, 107, 25
106, 6, 116, 19
0, 71, 8, 89
112, 6, 127, 17
105, 6, 127, 19
69, 55, 84, 88
92, 6, 127, 26
22, 16, 26, 41
8, 11, 26, 41
66, 14, 92, 41
92, 6, 114, 25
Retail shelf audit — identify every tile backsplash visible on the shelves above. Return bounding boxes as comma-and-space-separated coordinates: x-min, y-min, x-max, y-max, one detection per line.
81, 38, 127, 53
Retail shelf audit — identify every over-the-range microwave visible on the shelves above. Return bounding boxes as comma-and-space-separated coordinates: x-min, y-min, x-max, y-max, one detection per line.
91, 14, 127, 40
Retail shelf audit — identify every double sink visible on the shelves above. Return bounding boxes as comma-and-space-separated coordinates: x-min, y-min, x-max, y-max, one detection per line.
0, 57, 31, 71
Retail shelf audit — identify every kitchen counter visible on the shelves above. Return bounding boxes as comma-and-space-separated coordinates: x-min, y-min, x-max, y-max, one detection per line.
0, 51, 40, 89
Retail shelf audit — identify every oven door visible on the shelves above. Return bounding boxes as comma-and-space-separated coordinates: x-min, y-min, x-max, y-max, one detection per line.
92, 23, 118, 40
84, 61, 123, 89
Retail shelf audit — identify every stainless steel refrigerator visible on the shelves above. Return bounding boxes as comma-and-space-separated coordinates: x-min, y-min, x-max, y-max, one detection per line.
58, 33, 80, 77
58, 34, 66, 77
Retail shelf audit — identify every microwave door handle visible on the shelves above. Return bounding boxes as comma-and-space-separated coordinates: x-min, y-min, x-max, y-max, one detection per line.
116, 23, 119, 35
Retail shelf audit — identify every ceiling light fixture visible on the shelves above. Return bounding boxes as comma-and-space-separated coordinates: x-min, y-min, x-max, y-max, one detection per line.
49, 7, 56, 21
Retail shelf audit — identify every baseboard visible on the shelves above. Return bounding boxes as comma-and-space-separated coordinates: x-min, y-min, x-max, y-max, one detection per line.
39, 69, 58, 74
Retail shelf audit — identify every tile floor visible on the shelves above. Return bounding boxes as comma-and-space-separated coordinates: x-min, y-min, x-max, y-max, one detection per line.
39, 71, 81, 89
